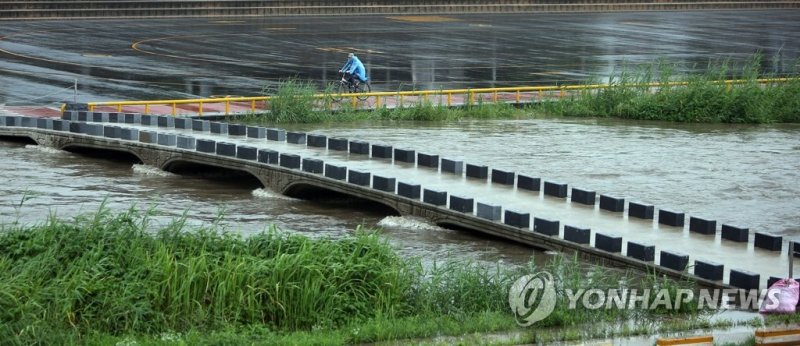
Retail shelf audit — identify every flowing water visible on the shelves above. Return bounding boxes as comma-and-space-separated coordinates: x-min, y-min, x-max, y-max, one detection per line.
2, 117, 798, 269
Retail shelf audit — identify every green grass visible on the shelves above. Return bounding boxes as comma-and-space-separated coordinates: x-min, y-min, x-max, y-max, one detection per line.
236, 55, 800, 125
537, 55, 800, 123
0, 206, 780, 345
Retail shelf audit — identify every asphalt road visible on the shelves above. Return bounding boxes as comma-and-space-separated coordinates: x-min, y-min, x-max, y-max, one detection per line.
1, 11, 798, 105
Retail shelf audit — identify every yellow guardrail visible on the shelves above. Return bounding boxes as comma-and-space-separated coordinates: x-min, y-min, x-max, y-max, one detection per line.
81, 78, 795, 116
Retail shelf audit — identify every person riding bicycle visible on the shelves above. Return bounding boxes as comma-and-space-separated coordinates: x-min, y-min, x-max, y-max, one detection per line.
339, 52, 368, 87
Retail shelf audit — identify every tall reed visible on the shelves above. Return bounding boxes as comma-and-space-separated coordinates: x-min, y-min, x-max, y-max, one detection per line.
540, 55, 800, 123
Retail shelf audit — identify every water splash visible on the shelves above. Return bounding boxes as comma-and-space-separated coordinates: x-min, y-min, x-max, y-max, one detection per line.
132, 164, 172, 177
251, 188, 295, 201
377, 216, 441, 231
24, 144, 61, 155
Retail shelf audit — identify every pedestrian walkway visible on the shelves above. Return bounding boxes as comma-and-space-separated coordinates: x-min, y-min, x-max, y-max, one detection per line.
85, 90, 549, 117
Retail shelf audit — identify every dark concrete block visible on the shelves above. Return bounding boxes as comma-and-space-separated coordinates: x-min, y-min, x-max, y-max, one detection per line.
21, 116, 36, 127
324, 164, 346, 180
196, 139, 216, 153
37, 118, 53, 130
394, 148, 415, 163
423, 189, 447, 206
571, 188, 596, 205
120, 128, 139, 141
61, 111, 77, 121
721, 224, 749, 242
371, 144, 393, 159
210, 122, 228, 134
543, 181, 568, 198
237, 145, 257, 160
658, 209, 685, 227
108, 112, 121, 123
595, 233, 622, 253
534, 217, 559, 236
660, 251, 689, 272
328, 137, 348, 151
372, 175, 396, 192
564, 225, 590, 244
174, 117, 191, 129
517, 175, 541, 191
177, 135, 195, 149
307, 134, 327, 147
156, 116, 174, 128
68, 122, 82, 133
729, 269, 760, 291
257, 149, 279, 164
140, 114, 158, 126
466, 164, 488, 179
77, 111, 89, 122
792, 242, 800, 258
449, 195, 474, 213
247, 126, 266, 139
139, 130, 158, 144
397, 182, 421, 199
504, 210, 530, 229
216, 142, 236, 157
267, 128, 286, 141
157, 133, 177, 146
599, 195, 625, 212
279, 153, 301, 169
754, 232, 782, 251
418, 153, 439, 168
52, 119, 69, 131
349, 140, 369, 155
628, 202, 654, 219
103, 125, 120, 138
477, 203, 501, 221
5, 116, 22, 127
689, 217, 717, 235
302, 158, 324, 173
694, 260, 724, 281
286, 132, 306, 144
441, 158, 464, 175
124, 113, 141, 124
348, 170, 371, 186
91, 112, 109, 123
87, 124, 104, 136
626, 241, 655, 262
491, 169, 515, 185
227, 124, 246, 136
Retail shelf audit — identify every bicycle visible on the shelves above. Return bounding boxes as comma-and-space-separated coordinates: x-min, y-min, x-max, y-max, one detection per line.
330, 72, 371, 102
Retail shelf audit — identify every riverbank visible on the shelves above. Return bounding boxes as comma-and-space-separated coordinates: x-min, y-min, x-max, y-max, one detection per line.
241, 57, 800, 125
0, 206, 743, 345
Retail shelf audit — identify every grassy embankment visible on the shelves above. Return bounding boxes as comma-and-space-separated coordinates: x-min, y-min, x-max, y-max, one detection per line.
239, 56, 799, 124
0, 205, 747, 345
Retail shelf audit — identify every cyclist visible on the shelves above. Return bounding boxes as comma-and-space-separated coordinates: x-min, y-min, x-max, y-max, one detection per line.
339, 52, 368, 88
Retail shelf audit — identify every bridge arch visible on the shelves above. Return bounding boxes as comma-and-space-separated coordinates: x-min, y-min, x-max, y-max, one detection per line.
0, 134, 38, 145
60, 143, 144, 164
160, 158, 266, 188
282, 181, 401, 216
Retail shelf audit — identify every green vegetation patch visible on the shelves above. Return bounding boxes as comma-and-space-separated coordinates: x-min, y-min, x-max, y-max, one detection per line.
538, 55, 800, 123
0, 206, 747, 345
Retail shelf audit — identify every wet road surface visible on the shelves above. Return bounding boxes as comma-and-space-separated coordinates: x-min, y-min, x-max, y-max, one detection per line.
1, 11, 799, 106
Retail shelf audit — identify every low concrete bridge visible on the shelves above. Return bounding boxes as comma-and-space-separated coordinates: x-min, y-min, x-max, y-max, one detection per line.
1, 111, 795, 292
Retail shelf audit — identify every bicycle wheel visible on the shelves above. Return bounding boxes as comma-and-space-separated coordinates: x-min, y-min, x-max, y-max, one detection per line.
355, 82, 371, 101
329, 82, 347, 103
